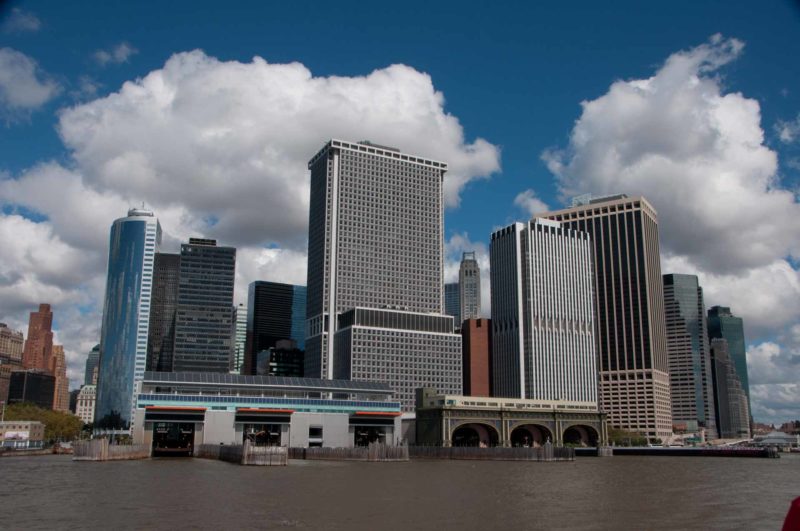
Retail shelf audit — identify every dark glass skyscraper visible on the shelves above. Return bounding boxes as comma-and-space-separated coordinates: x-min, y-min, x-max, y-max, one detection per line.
663, 274, 716, 438
172, 239, 236, 373
146, 252, 180, 372
84, 344, 100, 386
96, 208, 160, 432
709, 338, 750, 438
444, 282, 460, 329
707, 306, 751, 424
244, 281, 306, 375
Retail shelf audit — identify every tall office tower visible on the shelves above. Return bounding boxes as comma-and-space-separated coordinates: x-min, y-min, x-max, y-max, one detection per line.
8, 370, 55, 409
707, 306, 751, 425
490, 219, 598, 408
244, 281, 306, 375
0, 323, 24, 404
709, 338, 751, 438
84, 344, 100, 386
50, 344, 69, 412
146, 252, 180, 372
663, 274, 716, 438
305, 139, 462, 410
444, 282, 460, 329
232, 303, 247, 374
172, 238, 236, 373
461, 318, 492, 397
541, 194, 672, 440
459, 251, 481, 321
22, 304, 54, 371
95, 208, 160, 432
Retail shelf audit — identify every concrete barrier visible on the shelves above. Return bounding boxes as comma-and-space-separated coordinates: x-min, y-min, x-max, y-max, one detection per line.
196, 441, 287, 466
73, 439, 150, 461
409, 443, 574, 461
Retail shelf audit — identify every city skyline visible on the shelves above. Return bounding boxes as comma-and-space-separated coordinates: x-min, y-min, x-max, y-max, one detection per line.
0, 2, 798, 424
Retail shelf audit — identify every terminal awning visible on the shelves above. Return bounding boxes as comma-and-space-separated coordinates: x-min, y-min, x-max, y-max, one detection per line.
349, 411, 401, 426
235, 408, 294, 424
144, 406, 207, 423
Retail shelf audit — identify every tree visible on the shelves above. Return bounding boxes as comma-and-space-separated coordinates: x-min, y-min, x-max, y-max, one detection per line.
4, 402, 83, 443
608, 428, 648, 447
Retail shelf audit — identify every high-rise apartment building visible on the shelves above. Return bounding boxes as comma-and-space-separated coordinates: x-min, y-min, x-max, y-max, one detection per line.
146, 252, 180, 372
461, 318, 492, 397
663, 274, 716, 437
84, 344, 100, 386
172, 238, 236, 373
541, 194, 672, 440
490, 219, 598, 408
709, 338, 751, 439
232, 303, 248, 374
22, 304, 53, 371
95, 208, 160, 432
459, 252, 481, 321
305, 139, 461, 410
243, 281, 306, 375
444, 282, 460, 329
0, 323, 24, 405
707, 306, 751, 425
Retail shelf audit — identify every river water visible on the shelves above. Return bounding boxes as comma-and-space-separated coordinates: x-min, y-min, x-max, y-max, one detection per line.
1, 453, 797, 530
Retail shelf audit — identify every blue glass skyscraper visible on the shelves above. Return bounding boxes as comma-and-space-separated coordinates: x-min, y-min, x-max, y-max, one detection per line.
244, 281, 306, 375
707, 306, 751, 425
95, 208, 160, 432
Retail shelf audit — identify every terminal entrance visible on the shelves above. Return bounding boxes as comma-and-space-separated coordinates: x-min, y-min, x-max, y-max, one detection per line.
243, 424, 283, 446
451, 423, 500, 447
510, 424, 552, 447
563, 425, 599, 447
152, 422, 195, 456
354, 426, 386, 447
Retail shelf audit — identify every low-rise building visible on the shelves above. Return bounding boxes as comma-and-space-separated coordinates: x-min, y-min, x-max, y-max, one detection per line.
0, 421, 45, 449
76, 385, 97, 424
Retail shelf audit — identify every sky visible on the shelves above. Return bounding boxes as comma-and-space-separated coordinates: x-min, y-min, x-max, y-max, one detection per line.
0, 0, 798, 424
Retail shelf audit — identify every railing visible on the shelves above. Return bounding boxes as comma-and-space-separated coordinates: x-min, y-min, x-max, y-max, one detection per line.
73, 439, 150, 461
408, 444, 574, 461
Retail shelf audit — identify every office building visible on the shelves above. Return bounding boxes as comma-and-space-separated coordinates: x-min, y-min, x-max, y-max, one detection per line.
541, 194, 672, 440
444, 282, 460, 329
146, 252, 180, 372
490, 219, 598, 409
21, 304, 53, 371
51, 345, 69, 412
459, 251, 481, 321
76, 385, 97, 424
305, 140, 462, 410
172, 238, 236, 373
232, 303, 247, 374
0, 421, 45, 449
8, 370, 55, 409
710, 338, 750, 439
707, 306, 751, 424
0, 323, 24, 404
461, 318, 492, 397
244, 281, 306, 375
84, 344, 100, 386
95, 207, 160, 432
663, 274, 716, 438
255, 339, 304, 377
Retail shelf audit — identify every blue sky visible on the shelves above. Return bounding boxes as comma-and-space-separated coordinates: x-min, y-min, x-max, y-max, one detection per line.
1, 0, 799, 424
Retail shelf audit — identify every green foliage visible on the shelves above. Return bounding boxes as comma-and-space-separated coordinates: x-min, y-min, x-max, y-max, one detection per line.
4, 402, 83, 442
608, 428, 648, 447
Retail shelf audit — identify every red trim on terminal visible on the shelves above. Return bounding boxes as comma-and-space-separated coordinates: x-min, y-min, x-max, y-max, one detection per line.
353, 411, 402, 417
145, 406, 207, 412
236, 408, 295, 414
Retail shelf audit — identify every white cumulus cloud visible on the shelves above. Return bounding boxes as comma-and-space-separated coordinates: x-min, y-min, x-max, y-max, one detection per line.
513, 188, 550, 217
93, 42, 138, 66
1, 8, 41, 33
0, 48, 61, 119
775, 113, 800, 144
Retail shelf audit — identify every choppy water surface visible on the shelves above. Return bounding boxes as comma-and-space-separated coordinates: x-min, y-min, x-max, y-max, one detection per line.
1, 453, 797, 530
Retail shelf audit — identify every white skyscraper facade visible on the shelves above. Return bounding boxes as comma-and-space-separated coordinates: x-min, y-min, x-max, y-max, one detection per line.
490, 219, 598, 409
458, 251, 481, 321
305, 140, 462, 410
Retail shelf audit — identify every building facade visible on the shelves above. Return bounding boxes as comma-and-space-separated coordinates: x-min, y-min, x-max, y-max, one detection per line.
95, 208, 161, 432
461, 319, 492, 397
304, 140, 462, 410
490, 219, 598, 411
0, 421, 45, 449
172, 238, 236, 373
707, 306, 751, 425
8, 370, 55, 409
459, 251, 481, 321
51, 345, 69, 412
76, 385, 97, 424
84, 344, 100, 386
232, 303, 247, 374
146, 252, 180, 372
663, 274, 716, 437
541, 194, 672, 440
0, 323, 24, 405
255, 339, 304, 377
21, 304, 53, 371
444, 282, 460, 330
709, 338, 750, 439
244, 281, 306, 375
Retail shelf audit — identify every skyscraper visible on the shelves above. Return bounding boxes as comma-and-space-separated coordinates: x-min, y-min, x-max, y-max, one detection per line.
709, 338, 751, 438
663, 274, 716, 438
22, 304, 53, 371
232, 303, 247, 374
172, 238, 236, 373
146, 252, 180, 372
444, 282, 460, 329
459, 251, 481, 321
490, 219, 598, 408
243, 281, 306, 375
305, 139, 461, 410
95, 208, 160, 432
707, 306, 751, 424
84, 344, 100, 386
461, 318, 492, 397
541, 194, 672, 440
51, 344, 69, 412
0, 323, 24, 405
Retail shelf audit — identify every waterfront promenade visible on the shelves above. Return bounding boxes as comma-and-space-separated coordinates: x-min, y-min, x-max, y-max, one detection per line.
1, 453, 797, 530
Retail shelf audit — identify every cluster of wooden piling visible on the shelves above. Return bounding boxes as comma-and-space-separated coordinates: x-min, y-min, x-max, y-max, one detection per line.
409, 443, 575, 461
196, 441, 288, 465
289, 443, 409, 462
73, 439, 150, 461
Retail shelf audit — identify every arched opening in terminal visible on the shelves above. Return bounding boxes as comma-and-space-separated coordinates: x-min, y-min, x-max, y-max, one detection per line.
510, 424, 552, 447
354, 426, 387, 447
563, 425, 599, 447
451, 423, 500, 447
152, 422, 195, 456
